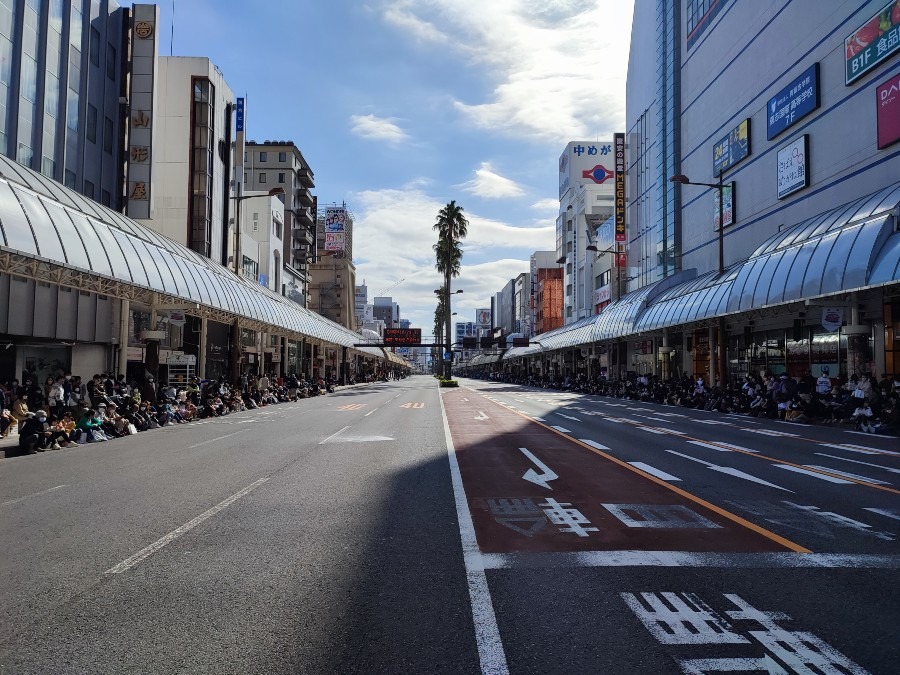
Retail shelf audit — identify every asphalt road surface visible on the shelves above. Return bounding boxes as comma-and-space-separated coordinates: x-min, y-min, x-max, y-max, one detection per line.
1, 375, 897, 674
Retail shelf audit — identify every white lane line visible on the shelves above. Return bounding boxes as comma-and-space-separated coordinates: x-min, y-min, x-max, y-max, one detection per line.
802, 465, 891, 485
864, 508, 900, 522
187, 429, 249, 449
819, 442, 879, 455
478, 550, 900, 570
318, 425, 351, 445
105, 477, 270, 574
532, 417, 547, 422
551, 426, 572, 433
555, 413, 581, 421
439, 378, 509, 675
1, 484, 67, 507
654, 412, 687, 418
364, 408, 379, 417
687, 440, 758, 453
638, 427, 669, 435
740, 428, 798, 437
815, 453, 900, 474
693, 419, 733, 426
665, 450, 791, 491
775, 465, 853, 484
579, 439, 610, 450
629, 462, 681, 481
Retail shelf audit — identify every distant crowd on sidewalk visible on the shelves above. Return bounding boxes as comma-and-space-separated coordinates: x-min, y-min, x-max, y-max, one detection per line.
475, 368, 900, 435
0, 371, 354, 457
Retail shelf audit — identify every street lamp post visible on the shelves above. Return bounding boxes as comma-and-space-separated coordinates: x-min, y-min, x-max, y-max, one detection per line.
669, 172, 728, 386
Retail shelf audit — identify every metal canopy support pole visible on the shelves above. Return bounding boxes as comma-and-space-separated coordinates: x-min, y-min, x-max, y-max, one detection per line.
117, 298, 129, 377
198, 316, 208, 379
708, 325, 717, 386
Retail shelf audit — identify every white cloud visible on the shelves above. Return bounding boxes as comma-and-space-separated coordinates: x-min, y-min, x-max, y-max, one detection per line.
531, 198, 560, 211
461, 162, 525, 199
379, 0, 634, 143
350, 186, 552, 331
349, 114, 409, 143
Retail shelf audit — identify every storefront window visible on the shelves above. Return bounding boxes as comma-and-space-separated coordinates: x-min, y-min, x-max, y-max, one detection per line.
811, 333, 839, 379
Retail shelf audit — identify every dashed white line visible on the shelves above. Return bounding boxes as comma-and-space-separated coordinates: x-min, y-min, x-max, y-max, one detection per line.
187, 429, 249, 449
364, 408, 378, 417
815, 453, 900, 474
1, 484, 67, 507
551, 426, 572, 433
556, 413, 581, 421
579, 439, 610, 450
740, 428, 798, 437
629, 462, 681, 481
802, 465, 891, 485
319, 425, 351, 445
105, 477, 269, 574
864, 508, 900, 522
687, 441, 758, 453
638, 427, 669, 435
775, 465, 853, 484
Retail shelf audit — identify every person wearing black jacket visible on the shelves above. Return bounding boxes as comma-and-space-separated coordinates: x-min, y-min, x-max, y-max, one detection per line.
19, 411, 54, 454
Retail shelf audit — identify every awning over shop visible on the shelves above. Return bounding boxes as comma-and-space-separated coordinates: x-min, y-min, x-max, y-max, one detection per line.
0, 154, 384, 360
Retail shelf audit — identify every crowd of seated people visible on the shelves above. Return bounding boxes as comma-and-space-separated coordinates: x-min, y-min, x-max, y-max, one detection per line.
475, 368, 900, 435
0, 370, 345, 456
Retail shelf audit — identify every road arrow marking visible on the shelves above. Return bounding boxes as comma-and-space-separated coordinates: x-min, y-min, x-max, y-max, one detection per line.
519, 447, 558, 490
666, 450, 792, 491
474, 410, 490, 420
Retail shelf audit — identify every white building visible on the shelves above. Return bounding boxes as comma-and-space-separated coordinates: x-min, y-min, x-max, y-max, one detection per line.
557, 141, 617, 323
240, 191, 285, 292
128, 56, 236, 265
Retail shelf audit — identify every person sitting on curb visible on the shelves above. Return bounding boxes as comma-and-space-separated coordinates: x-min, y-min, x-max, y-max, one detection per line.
48, 414, 79, 447
11, 396, 29, 433
19, 411, 55, 453
1, 406, 13, 437
75, 409, 105, 443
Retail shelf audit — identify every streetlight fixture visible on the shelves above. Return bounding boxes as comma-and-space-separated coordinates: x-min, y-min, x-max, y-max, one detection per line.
669, 172, 728, 386
230, 186, 286, 276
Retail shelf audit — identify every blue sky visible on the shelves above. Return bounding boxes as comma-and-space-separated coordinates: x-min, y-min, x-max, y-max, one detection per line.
151, 0, 634, 333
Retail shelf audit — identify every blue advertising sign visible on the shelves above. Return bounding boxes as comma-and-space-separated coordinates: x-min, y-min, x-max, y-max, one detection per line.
767, 63, 819, 140
236, 98, 245, 132
712, 119, 750, 177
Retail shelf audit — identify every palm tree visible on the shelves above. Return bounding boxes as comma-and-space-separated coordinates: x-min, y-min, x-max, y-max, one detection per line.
433, 201, 469, 378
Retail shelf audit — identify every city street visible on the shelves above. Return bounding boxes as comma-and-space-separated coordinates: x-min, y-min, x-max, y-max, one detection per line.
1, 375, 898, 673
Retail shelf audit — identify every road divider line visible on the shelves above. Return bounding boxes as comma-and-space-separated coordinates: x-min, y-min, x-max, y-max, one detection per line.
440, 391, 509, 675
364, 408, 378, 417
628, 462, 681, 481
319, 425, 351, 445
579, 439, 610, 450
775, 465, 853, 484
815, 453, 900, 474
105, 477, 269, 574
187, 429, 249, 449
1, 484, 67, 507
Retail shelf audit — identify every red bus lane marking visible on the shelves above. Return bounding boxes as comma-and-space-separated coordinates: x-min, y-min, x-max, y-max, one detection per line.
442, 389, 810, 555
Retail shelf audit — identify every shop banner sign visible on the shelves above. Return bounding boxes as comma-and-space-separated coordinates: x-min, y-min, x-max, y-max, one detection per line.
713, 182, 735, 230
767, 63, 820, 140
712, 119, 750, 176
877, 71, 900, 148
821, 306, 844, 332
777, 135, 809, 199
845, 1, 900, 85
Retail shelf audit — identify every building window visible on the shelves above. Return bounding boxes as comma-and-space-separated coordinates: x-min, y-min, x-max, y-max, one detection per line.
89, 26, 100, 66
687, 0, 729, 48
17, 143, 32, 165
278, 172, 285, 183
101, 189, 111, 206
106, 43, 116, 80
41, 156, 55, 178
103, 116, 112, 153
259, 151, 267, 162
189, 77, 216, 258
258, 172, 266, 183
278, 151, 286, 162
84, 180, 94, 199
86, 104, 97, 143
64, 169, 76, 189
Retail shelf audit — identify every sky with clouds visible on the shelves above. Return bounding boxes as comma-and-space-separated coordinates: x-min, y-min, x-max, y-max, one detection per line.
152, 0, 635, 334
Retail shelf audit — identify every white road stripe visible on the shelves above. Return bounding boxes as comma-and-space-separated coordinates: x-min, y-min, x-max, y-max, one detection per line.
551, 426, 572, 433
638, 427, 669, 435
187, 429, 249, 449
687, 441, 757, 453
479, 550, 900, 570
864, 508, 900, 522
440, 379, 509, 675
740, 428, 798, 437
665, 450, 791, 491
815, 453, 900, 474
531, 417, 546, 422
629, 462, 681, 481
318, 425, 351, 445
803, 465, 891, 485
364, 408, 378, 417
1, 484, 67, 507
775, 465, 853, 484
555, 413, 581, 421
579, 439, 610, 450
105, 477, 269, 574
819, 442, 879, 455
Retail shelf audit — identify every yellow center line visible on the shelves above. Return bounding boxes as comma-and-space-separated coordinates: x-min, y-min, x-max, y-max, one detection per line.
456, 390, 810, 554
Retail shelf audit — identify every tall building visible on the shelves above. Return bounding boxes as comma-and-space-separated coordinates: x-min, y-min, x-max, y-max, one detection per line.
308, 253, 357, 330
354, 283, 367, 328
243, 140, 316, 296
623, 0, 900, 378
557, 140, 616, 323
0, 0, 127, 206
127, 54, 237, 264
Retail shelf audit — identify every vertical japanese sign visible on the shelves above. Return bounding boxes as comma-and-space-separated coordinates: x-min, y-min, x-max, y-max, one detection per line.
126, 4, 158, 219
324, 208, 346, 252
614, 133, 626, 243
877, 71, 900, 148
235, 97, 245, 132
845, 0, 900, 85
712, 119, 750, 176
776, 135, 809, 199
713, 182, 735, 230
